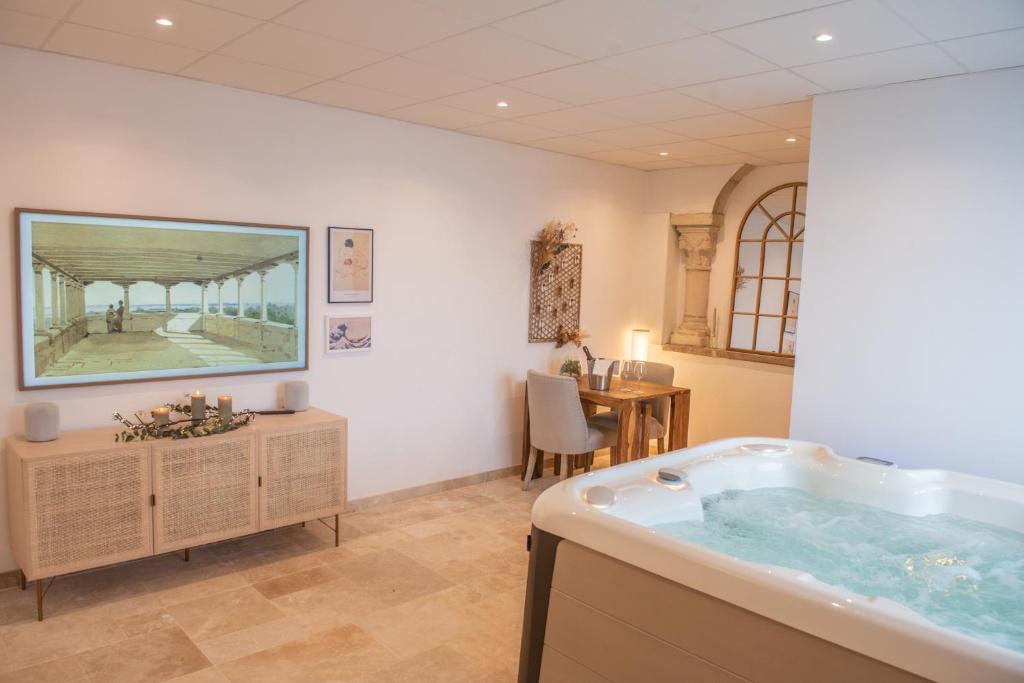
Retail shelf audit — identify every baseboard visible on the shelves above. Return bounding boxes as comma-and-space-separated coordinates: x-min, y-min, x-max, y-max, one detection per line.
346, 463, 521, 511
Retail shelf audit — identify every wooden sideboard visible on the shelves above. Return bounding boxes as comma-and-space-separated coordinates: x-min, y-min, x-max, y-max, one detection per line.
6, 407, 346, 620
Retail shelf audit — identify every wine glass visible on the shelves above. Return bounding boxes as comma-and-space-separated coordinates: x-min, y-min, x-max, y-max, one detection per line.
620, 360, 633, 384
634, 361, 646, 384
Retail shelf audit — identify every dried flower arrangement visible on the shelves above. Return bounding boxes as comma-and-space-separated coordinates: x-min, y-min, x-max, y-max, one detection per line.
113, 404, 256, 442
555, 324, 588, 349
531, 219, 577, 274
559, 359, 582, 377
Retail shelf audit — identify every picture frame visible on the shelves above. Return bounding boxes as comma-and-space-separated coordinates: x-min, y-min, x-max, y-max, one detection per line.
784, 290, 800, 333
16, 208, 309, 390
328, 226, 373, 303
325, 314, 371, 354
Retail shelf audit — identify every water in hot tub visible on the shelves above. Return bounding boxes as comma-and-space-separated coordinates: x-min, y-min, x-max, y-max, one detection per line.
652, 487, 1024, 653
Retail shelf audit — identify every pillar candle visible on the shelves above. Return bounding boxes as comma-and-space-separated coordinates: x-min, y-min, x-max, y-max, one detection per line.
190, 391, 206, 425
218, 395, 233, 424
152, 406, 170, 427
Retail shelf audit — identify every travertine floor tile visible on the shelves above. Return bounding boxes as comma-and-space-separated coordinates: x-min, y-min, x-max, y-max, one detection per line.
74, 626, 210, 683
167, 586, 285, 641
327, 549, 453, 607
0, 654, 89, 683
251, 565, 338, 600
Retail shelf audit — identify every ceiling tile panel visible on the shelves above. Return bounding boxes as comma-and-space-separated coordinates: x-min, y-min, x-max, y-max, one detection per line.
181, 54, 322, 95
584, 125, 685, 147
515, 107, 633, 134
679, 0, 841, 31
794, 44, 964, 91
882, 0, 1024, 41
679, 70, 821, 110
68, 0, 261, 51
435, 85, 569, 118
639, 140, 736, 158
657, 112, 775, 138
417, 0, 555, 25
940, 28, 1024, 71
405, 26, 580, 82
629, 159, 694, 170
506, 62, 661, 105
741, 100, 813, 129
711, 130, 810, 152
584, 148, 660, 164
191, 0, 304, 20
383, 102, 496, 129
291, 79, 419, 112
0, 8, 56, 48
275, 0, 477, 53
596, 35, 775, 87
589, 90, 724, 123
45, 23, 204, 73
0, 0, 76, 20
219, 23, 386, 79
494, 0, 701, 60
525, 135, 618, 155
686, 152, 772, 166
339, 57, 487, 100
716, 0, 927, 67
460, 119, 560, 142
756, 146, 812, 163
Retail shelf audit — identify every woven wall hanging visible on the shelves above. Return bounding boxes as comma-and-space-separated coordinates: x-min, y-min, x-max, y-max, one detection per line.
528, 240, 582, 343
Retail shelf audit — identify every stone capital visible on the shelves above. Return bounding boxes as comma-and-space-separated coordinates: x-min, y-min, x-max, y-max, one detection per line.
675, 224, 720, 271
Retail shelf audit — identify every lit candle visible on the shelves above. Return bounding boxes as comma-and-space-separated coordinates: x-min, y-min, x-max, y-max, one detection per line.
190, 391, 205, 425
218, 395, 233, 424
152, 406, 170, 427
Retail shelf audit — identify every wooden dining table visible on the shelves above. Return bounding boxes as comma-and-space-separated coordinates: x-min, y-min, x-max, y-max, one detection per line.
521, 376, 691, 480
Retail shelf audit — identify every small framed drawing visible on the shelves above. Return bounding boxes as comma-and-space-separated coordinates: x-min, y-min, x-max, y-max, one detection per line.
328, 226, 373, 303
326, 314, 371, 354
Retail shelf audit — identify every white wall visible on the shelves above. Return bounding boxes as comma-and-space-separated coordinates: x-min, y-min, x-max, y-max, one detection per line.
792, 68, 1024, 484
0, 46, 648, 571
630, 164, 807, 445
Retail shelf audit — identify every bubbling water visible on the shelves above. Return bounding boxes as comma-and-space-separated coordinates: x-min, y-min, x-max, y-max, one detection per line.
652, 487, 1024, 653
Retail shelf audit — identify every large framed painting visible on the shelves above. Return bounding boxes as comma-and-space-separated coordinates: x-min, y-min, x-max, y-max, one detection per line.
16, 209, 309, 390
328, 226, 373, 303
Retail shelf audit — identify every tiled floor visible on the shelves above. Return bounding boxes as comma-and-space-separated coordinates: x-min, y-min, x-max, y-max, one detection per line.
0, 473, 564, 682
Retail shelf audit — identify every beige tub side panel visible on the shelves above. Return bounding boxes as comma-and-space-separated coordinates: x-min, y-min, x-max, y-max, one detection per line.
544, 588, 746, 683
548, 541, 927, 683
539, 646, 614, 683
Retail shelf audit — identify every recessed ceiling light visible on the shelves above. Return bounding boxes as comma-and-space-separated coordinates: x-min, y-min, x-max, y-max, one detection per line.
496, 101, 509, 109
786, 137, 797, 143
155, 17, 174, 26
658, 151, 669, 157
815, 33, 833, 42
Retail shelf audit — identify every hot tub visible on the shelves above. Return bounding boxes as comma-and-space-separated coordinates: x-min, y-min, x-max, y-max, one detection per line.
518, 438, 1024, 683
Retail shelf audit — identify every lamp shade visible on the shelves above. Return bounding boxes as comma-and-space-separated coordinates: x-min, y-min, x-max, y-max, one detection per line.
631, 329, 650, 362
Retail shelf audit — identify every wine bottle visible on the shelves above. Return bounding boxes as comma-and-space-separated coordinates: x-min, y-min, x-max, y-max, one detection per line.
582, 345, 595, 362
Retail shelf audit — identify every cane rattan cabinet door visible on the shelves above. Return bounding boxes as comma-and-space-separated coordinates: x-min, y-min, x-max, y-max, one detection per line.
151, 433, 258, 553
22, 446, 152, 580
259, 419, 346, 530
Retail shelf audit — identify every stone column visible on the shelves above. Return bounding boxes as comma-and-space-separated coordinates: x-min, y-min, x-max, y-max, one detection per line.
199, 281, 208, 322
121, 283, 131, 331
217, 280, 224, 315
669, 213, 722, 348
258, 270, 269, 322
58, 274, 68, 326
33, 263, 45, 333
236, 275, 244, 318
49, 272, 60, 328
164, 284, 172, 313
291, 260, 300, 328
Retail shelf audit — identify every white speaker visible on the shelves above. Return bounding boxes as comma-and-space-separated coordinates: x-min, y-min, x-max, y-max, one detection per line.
25, 402, 60, 442
283, 380, 309, 412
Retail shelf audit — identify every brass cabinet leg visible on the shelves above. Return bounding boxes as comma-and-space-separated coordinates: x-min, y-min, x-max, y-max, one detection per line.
19, 570, 26, 591
35, 579, 43, 622
302, 521, 306, 527
184, 548, 190, 562
334, 514, 340, 547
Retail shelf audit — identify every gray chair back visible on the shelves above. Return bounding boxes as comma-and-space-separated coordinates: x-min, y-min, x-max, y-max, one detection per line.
640, 361, 675, 427
527, 370, 588, 455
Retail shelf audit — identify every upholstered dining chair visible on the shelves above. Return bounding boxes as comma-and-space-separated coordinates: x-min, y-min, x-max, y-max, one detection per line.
589, 361, 675, 457
523, 370, 617, 491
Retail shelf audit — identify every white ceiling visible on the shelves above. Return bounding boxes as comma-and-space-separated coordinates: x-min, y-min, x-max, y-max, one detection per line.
2, 0, 1023, 171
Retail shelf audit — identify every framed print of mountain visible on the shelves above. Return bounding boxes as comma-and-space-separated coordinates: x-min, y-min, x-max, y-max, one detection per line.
328, 226, 373, 303
16, 208, 309, 390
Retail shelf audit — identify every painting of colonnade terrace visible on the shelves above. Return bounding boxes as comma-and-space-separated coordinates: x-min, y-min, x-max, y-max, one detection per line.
17, 210, 308, 389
